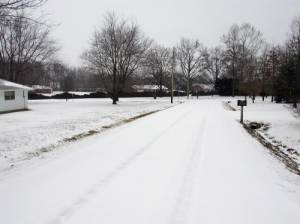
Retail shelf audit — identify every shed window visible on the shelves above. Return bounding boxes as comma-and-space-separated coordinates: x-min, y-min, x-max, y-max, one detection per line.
4, 91, 15, 100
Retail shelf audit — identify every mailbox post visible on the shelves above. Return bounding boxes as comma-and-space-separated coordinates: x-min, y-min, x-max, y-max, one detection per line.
237, 100, 247, 124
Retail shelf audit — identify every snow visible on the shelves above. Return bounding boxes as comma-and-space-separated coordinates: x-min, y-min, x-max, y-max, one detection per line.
228, 98, 300, 165
0, 98, 178, 171
0, 98, 299, 224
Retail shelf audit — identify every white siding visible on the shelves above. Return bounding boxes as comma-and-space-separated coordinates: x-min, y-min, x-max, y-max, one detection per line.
0, 89, 29, 113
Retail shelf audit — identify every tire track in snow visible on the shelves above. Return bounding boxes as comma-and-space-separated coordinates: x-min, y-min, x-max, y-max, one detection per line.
49, 106, 194, 224
169, 111, 208, 224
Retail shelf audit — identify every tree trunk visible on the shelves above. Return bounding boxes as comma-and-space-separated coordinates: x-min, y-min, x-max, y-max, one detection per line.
159, 72, 163, 97
232, 58, 235, 97
262, 76, 265, 101
112, 66, 117, 105
9, 59, 15, 82
186, 77, 190, 99
159, 84, 162, 97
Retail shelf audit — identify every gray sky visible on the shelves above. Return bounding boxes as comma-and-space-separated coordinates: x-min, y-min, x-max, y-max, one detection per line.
41, 0, 300, 66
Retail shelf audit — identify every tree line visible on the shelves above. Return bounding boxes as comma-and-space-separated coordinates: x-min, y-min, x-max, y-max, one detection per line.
82, 13, 211, 104
0, 0, 58, 83
82, 12, 300, 106
0, 4, 299, 107
0, 1, 96, 93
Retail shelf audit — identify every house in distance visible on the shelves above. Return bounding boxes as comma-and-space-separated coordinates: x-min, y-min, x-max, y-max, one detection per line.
132, 85, 169, 93
0, 78, 32, 113
32, 85, 53, 95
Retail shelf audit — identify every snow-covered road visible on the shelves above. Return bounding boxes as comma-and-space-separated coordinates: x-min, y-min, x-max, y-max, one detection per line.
1, 99, 300, 224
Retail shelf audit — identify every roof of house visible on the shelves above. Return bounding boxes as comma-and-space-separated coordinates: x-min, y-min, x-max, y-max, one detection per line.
132, 85, 169, 90
0, 78, 33, 90
192, 83, 214, 92
32, 85, 52, 90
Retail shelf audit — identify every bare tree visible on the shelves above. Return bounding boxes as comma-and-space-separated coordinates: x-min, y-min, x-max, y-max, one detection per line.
222, 23, 264, 97
0, 0, 46, 21
203, 46, 225, 92
222, 24, 240, 97
258, 45, 271, 101
170, 47, 176, 103
268, 46, 281, 102
177, 38, 204, 98
0, 0, 45, 9
83, 12, 151, 104
144, 45, 171, 97
286, 16, 300, 107
239, 23, 264, 98
0, 12, 58, 83
239, 23, 264, 80
242, 55, 259, 102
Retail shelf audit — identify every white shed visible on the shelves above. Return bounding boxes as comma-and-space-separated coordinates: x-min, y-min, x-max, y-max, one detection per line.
0, 79, 33, 113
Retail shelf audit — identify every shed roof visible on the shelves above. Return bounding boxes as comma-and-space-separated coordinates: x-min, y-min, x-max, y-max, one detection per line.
0, 78, 33, 90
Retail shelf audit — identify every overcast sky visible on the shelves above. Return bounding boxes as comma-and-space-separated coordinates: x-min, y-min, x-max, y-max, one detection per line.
41, 0, 300, 66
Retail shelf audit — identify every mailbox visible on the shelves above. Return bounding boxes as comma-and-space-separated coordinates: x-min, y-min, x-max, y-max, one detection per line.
237, 100, 247, 107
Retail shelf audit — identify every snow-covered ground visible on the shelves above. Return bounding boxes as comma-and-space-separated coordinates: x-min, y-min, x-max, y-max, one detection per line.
228, 98, 300, 166
0, 98, 299, 224
0, 98, 179, 171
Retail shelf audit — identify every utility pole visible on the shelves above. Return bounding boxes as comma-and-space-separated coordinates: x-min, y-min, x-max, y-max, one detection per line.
171, 47, 176, 104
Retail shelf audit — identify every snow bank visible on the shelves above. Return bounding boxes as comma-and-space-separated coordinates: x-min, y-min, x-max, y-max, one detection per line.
228, 97, 300, 168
